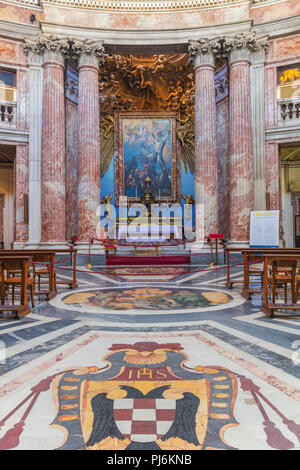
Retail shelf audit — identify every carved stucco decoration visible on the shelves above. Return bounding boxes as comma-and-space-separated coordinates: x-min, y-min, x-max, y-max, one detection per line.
98, 53, 197, 176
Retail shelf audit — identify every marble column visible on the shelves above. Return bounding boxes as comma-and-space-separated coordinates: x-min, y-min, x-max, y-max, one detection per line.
23, 40, 43, 245
227, 33, 255, 245
189, 39, 220, 240
250, 38, 269, 211
40, 36, 69, 243
72, 40, 105, 241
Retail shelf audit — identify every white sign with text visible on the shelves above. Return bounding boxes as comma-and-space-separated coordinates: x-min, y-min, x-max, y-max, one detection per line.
250, 211, 280, 248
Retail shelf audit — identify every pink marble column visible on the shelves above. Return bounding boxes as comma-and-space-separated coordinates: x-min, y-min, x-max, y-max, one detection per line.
228, 37, 254, 244
73, 40, 104, 241
189, 40, 219, 239
40, 38, 69, 243
15, 143, 29, 243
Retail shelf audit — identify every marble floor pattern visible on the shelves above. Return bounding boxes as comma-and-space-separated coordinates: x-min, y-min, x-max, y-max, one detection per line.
0, 261, 299, 450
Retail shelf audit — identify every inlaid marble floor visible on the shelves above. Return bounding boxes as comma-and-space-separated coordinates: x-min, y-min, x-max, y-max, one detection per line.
0, 262, 299, 450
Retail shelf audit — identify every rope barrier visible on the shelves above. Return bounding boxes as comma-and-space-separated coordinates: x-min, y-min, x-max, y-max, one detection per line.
29, 254, 74, 268
28, 257, 262, 277
90, 237, 225, 248
76, 251, 219, 257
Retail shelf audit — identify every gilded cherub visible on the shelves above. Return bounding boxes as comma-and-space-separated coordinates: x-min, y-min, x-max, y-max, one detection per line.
181, 193, 195, 218
101, 192, 113, 218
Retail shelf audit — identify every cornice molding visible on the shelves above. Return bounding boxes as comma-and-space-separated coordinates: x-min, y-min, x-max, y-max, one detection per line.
36, 0, 249, 12
266, 125, 300, 141
0, 0, 41, 10
0, 19, 39, 41
0, 128, 29, 143
40, 21, 252, 45
0, 0, 293, 13
254, 14, 300, 39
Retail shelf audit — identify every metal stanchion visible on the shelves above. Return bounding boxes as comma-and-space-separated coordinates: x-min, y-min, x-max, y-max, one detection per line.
210, 240, 214, 267
86, 238, 92, 269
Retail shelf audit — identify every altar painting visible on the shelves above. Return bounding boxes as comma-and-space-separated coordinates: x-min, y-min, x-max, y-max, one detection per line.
122, 116, 173, 199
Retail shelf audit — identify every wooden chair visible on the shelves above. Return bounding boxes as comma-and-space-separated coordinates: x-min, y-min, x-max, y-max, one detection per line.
294, 269, 300, 302
1, 258, 35, 308
270, 258, 297, 304
32, 253, 57, 294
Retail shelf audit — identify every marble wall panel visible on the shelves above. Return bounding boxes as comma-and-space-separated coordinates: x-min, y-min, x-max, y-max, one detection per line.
42, 3, 249, 31
16, 68, 29, 131
216, 97, 230, 239
251, 0, 300, 25
267, 33, 300, 62
0, 37, 27, 66
265, 142, 281, 212
65, 98, 78, 241
15, 143, 29, 243
0, 3, 42, 26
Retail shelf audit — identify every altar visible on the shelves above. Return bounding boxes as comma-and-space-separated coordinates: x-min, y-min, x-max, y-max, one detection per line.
118, 224, 180, 241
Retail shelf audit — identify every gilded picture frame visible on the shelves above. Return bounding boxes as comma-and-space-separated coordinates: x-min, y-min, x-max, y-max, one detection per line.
115, 111, 180, 205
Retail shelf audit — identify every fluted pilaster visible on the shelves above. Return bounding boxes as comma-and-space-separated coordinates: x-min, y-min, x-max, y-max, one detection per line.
24, 40, 43, 245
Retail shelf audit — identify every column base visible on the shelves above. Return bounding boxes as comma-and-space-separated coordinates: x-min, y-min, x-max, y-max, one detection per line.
75, 241, 105, 255
188, 240, 206, 253
13, 241, 72, 250
225, 240, 250, 250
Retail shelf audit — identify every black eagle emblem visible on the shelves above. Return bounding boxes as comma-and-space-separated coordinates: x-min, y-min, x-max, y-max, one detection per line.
86, 385, 200, 450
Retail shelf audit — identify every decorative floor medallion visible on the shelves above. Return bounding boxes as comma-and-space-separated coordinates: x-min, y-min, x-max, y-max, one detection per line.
58, 286, 235, 313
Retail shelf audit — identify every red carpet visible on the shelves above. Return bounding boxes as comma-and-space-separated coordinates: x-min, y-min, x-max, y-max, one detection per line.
106, 254, 190, 266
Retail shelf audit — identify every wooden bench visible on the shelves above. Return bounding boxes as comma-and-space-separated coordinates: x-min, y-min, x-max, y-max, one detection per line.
0, 248, 78, 298
261, 254, 300, 318
0, 250, 56, 299
224, 247, 246, 289
241, 249, 300, 300
0, 256, 32, 319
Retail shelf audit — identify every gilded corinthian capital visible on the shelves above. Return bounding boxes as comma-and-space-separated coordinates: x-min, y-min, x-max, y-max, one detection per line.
225, 32, 269, 62
24, 35, 70, 66
188, 38, 221, 67
72, 39, 105, 68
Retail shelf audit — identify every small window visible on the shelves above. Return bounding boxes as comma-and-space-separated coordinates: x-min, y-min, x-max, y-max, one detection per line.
0, 69, 16, 103
277, 64, 300, 100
